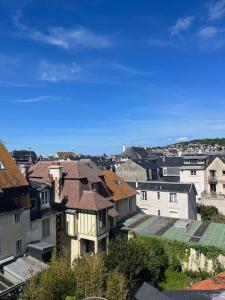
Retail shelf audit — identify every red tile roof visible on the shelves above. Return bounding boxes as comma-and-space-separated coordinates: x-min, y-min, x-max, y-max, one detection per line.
0, 143, 28, 189
102, 170, 137, 202
76, 191, 113, 211
189, 272, 225, 290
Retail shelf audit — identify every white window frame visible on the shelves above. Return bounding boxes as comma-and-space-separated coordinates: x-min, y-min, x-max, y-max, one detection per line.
141, 191, 147, 201
169, 193, 177, 203
16, 239, 22, 254
15, 212, 21, 223
42, 218, 50, 238
41, 189, 50, 207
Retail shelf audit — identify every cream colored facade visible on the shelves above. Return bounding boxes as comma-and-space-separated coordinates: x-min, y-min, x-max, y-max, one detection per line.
136, 189, 197, 219
30, 214, 57, 246
0, 208, 30, 261
180, 169, 206, 200
115, 196, 136, 222
205, 157, 225, 195
60, 209, 109, 264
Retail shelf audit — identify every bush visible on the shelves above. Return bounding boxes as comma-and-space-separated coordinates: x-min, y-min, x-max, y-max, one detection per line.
197, 204, 219, 221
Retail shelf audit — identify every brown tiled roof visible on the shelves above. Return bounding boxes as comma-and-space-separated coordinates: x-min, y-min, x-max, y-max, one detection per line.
0, 143, 28, 189
76, 191, 113, 211
108, 207, 119, 218
102, 170, 137, 202
189, 272, 225, 290
29, 161, 102, 182
29, 160, 112, 211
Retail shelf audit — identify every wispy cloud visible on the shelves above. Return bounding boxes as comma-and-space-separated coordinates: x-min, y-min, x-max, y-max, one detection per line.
111, 63, 151, 76
170, 16, 195, 36
39, 61, 81, 82
12, 95, 65, 103
12, 9, 112, 50
175, 137, 189, 142
208, 0, 225, 20
198, 26, 219, 40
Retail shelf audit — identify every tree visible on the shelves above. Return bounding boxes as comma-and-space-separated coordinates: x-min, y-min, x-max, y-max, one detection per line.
105, 235, 148, 286
106, 270, 127, 300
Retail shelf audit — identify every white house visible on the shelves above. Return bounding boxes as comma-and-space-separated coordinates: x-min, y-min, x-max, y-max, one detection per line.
129, 181, 197, 220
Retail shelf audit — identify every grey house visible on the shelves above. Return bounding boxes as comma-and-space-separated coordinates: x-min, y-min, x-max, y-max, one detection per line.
116, 159, 159, 182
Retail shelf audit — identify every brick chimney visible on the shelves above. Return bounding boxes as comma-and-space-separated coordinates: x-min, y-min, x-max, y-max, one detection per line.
48, 162, 63, 203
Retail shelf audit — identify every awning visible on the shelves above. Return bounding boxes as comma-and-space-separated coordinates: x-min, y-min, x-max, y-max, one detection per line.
108, 207, 119, 218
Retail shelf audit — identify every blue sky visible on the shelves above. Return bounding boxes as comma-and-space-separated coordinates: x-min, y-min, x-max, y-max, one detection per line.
1, 0, 225, 155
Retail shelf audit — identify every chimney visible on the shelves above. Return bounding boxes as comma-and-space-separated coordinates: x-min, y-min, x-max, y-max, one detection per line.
48, 162, 63, 203
123, 144, 126, 152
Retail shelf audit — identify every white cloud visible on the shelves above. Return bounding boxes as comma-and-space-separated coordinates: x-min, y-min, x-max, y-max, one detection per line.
13, 10, 112, 50
198, 26, 219, 40
39, 61, 81, 82
111, 63, 150, 76
170, 16, 195, 36
208, 0, 225, 20
12, 95, 65, 103
176, 137, 189, 142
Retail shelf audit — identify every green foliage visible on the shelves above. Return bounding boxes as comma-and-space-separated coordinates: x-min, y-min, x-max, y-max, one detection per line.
73, 254, 107, 299
198, 204, 225, 223
23, 252, 75, 300
106, 270, 128, 300
106, 235, 168, 287
22, 252, 127, 300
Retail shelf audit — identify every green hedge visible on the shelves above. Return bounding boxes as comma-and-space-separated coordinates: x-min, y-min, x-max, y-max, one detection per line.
138, 235, 225, 274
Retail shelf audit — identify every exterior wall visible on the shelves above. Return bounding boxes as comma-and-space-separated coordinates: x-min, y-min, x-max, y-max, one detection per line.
116, 160, 148, 181
163, 167, 180, 177
115, 196, 137, 221
136, 190, 196, 219
205, 157, 225, 195
180, 169, 206, 200
0, 208, 30, 260
78, 211, 97, 237
30, 214, 56, 246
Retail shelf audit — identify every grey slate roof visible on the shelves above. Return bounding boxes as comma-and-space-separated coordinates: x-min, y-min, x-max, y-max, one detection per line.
132, 159, 158, 170
128, 181, 196, 194
157, 157, 183, 167
120, 147, 149, 159
135, 282, 170, 300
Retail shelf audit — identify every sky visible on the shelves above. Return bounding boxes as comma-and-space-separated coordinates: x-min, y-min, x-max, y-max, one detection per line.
1, 0, 225, 155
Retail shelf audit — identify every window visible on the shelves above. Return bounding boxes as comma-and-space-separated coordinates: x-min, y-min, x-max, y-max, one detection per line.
191, 170, 196, 176
128, 198, 132, 212
30, 198, 37, 210
223, 171, 225, 176
157, 192, 160, 200
42, 218, 50, 238
169, 193, 177, 203
141, 191, 147, 200
99, 210, 106, 229
15, 213, 20, 223
41, 190, 49, 206
16, 239, 22, 254
158, 210, 160, 216
223, 184, 225, 189
163, 168, 167, 176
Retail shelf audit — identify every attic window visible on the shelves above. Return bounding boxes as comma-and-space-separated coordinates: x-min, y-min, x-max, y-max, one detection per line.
0, 161, 5, 170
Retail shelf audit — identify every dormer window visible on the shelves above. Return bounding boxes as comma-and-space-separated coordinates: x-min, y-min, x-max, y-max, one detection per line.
40, 189, 50, 207
0, 161, 5, 170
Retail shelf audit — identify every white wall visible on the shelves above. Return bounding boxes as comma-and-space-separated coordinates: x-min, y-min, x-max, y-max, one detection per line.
136, 190, 196, 219
180, 169, 206, 200
30, 214, 56, 246
0, 208, 30, 260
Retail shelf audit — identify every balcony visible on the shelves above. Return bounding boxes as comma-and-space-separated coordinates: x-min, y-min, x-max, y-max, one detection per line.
208, 175, 217, 184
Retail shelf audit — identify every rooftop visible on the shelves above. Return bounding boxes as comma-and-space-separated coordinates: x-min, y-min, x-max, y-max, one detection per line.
123, 214, 225, 250
103, 170, 137, 202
